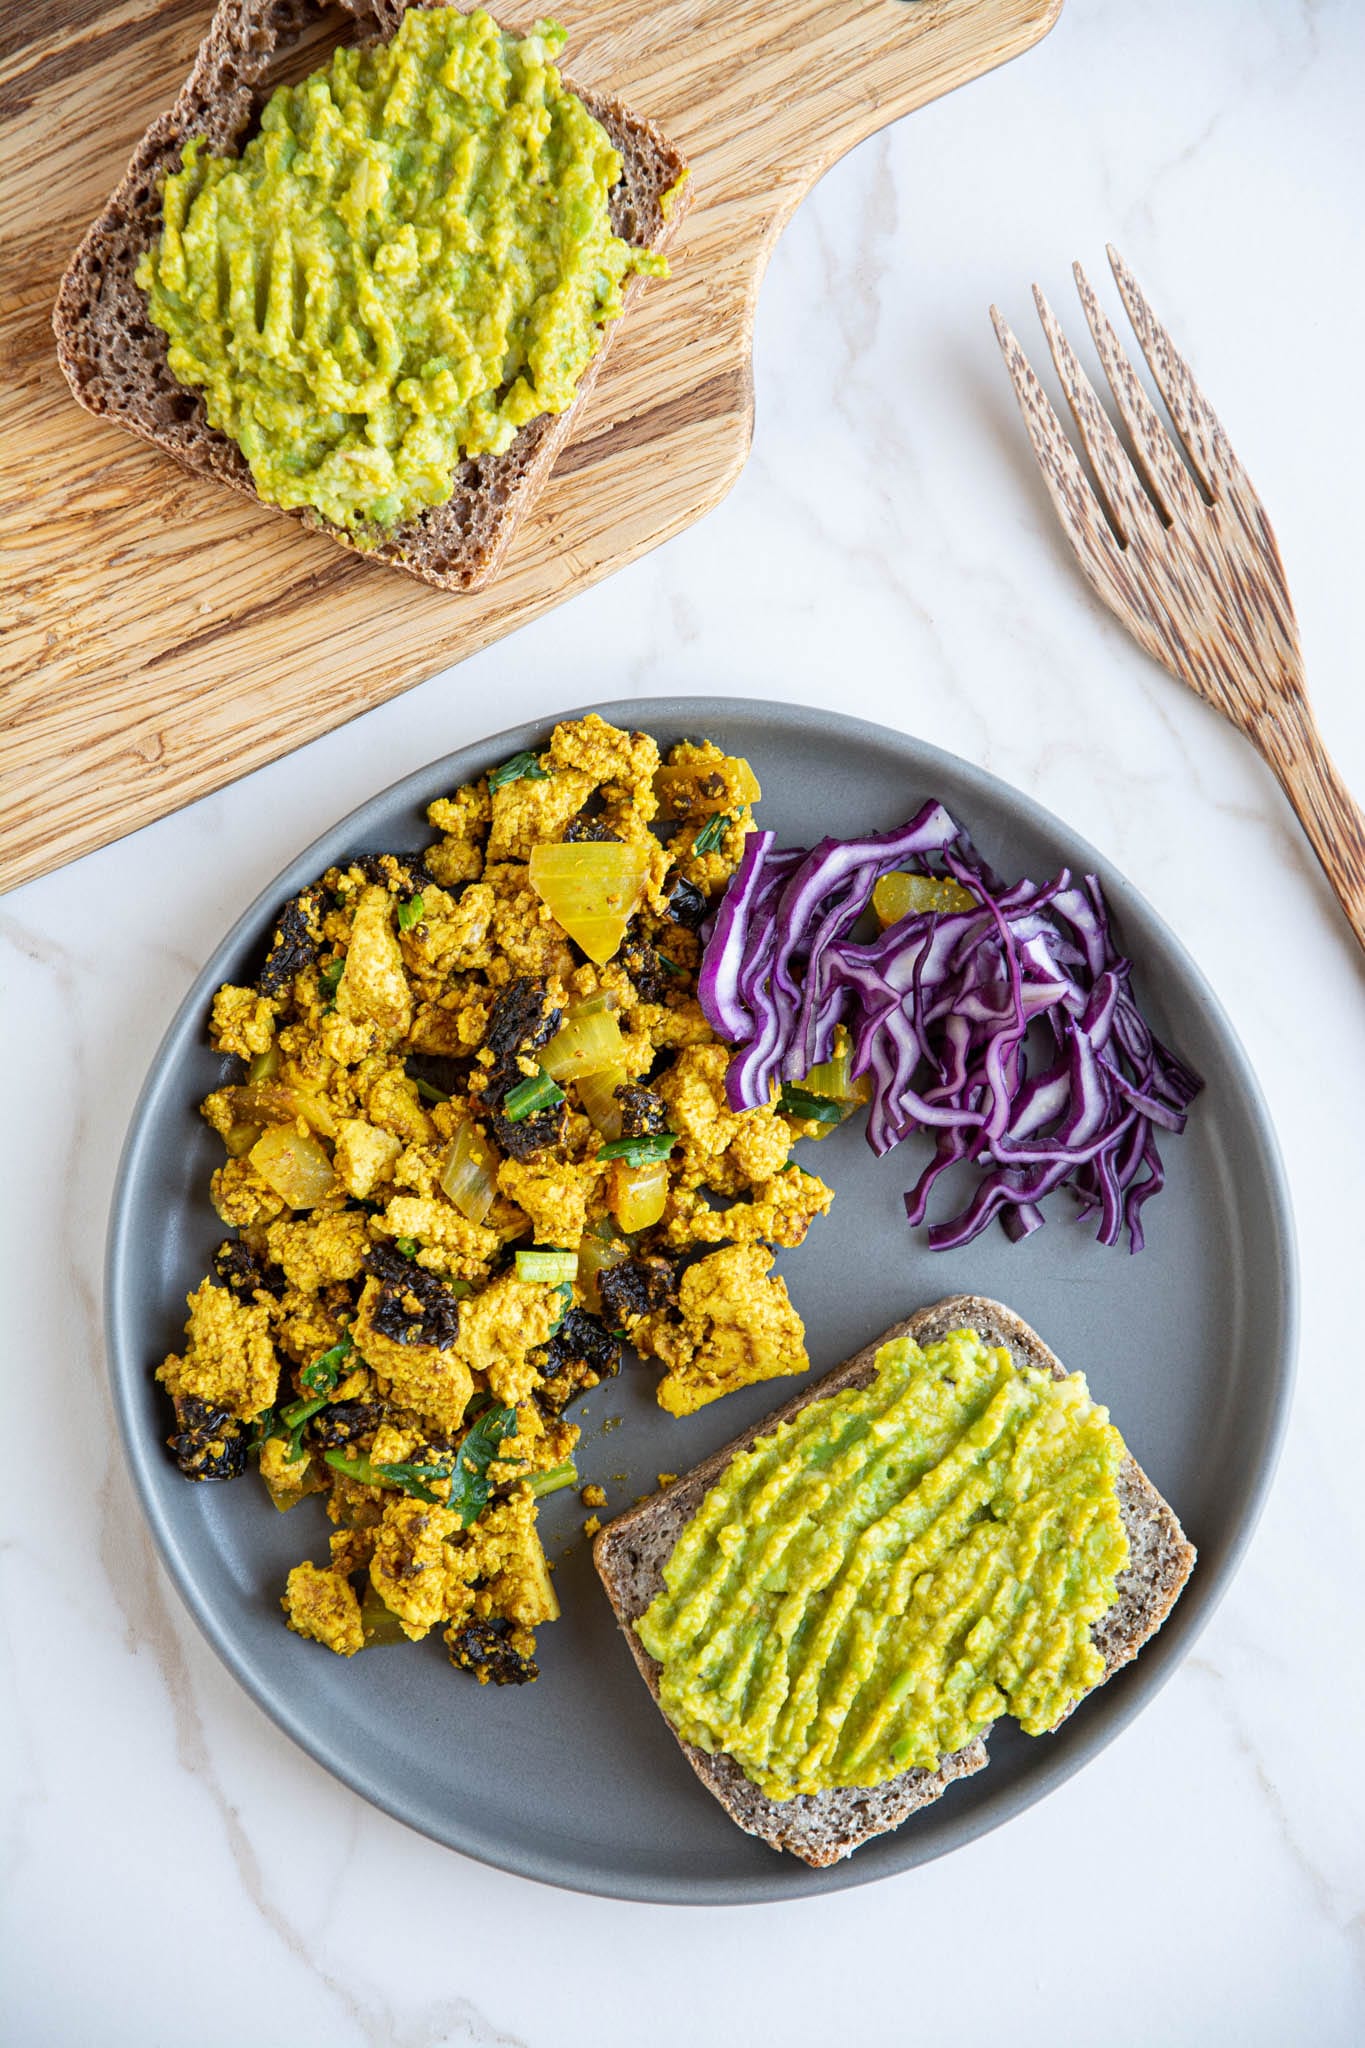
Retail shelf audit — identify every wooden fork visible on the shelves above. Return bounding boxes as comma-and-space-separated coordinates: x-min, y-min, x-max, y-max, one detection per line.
991, 247, 1365, 953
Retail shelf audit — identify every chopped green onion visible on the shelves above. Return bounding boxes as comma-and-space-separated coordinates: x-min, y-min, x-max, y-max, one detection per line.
279, 1393, 329, 1462
324, 1448, 380, 1487
597, 1131, 676, 1165
396, 893, 424, 931
318, 958, 344, 1000
657, 952, 687, 977
503, 1072, 565, 1122
528, 1460, 579, 1499
322, 1448, 445, 1505
300, 1332, 353, 1395
693, 812, 733, 856
778, 1086, 848, 1125
515, 1248, 579, 1285
412, 1076, 449, 1103
395, 1237, 419, 1258
798, 1032, 858, 1101
488, 750, 551, 792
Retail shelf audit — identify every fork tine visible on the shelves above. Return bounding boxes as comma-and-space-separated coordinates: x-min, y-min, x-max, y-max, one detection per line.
1030, 283, 1162, 548
990, 307, 1154, 635
1106, 246, 1299, 634
1106, 246, 1242, 501
1071, 263, 1204, 530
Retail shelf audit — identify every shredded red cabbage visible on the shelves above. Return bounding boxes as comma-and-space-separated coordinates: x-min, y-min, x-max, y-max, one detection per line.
697, 801, 1201, 1252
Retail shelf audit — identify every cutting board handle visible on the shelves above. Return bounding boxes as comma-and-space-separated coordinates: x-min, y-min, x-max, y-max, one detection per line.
581, 0, 1062, 202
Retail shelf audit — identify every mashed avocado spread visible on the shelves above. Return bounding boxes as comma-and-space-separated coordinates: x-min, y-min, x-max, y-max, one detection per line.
135, 8, 664, 534
636, 1329, 1130, 1800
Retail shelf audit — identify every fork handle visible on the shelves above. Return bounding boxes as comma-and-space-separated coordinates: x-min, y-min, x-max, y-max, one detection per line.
1254, 696, 1365, 953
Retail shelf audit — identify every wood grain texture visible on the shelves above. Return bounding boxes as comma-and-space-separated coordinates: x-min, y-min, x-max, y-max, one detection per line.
0, 0, 1062, 894
993, 246, 1365, 955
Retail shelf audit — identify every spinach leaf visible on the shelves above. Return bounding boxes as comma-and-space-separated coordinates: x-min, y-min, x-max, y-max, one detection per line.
488, 750, 550, 792
300, 1332, 353, 1396
322, 1404, 519, 1524
446, 1404, 519, 1527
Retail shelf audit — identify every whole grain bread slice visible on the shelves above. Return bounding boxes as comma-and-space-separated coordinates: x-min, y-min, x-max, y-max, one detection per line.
593, 1294, 1196, 1867
52, 0, 690, 592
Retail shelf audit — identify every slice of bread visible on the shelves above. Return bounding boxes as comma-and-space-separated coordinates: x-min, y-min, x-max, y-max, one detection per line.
52, 0, 690, 592
593, 1294, 1195, 1867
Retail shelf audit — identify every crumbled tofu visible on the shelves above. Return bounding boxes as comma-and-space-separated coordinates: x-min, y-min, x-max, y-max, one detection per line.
642, 1246, 807, 1418
282, 1562, 364, 1656
158, 1278, 280, 1421
169, 715, 824, 1689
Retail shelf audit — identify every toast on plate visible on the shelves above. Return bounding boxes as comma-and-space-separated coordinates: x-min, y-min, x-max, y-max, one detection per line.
593, 1294, 1196, 1867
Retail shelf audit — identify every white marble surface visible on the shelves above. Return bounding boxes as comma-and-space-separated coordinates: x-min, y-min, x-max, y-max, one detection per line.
4, 0, 1364, 2039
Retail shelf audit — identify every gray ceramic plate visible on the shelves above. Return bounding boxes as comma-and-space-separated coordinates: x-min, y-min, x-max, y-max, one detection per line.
106, 698, 1296, 1903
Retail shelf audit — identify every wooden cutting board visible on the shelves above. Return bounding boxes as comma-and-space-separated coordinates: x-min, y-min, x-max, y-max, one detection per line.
0, 0, 1060, 895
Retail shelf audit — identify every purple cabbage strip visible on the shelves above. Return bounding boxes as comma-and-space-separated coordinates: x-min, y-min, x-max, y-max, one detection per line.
697, 804, 1202, 1252
696, 829, 775, 1041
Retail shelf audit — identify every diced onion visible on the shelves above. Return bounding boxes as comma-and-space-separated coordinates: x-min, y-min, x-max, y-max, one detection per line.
528, 842, 650, 965
217, 1081, 336, 1139
578, 1223, 627, 1311
609, 1157, 669, 1233
575, 1065, 627, 1141
798, 1027, 872, 1107
872, 870, 976, 927
440, 1119, 498, 1225
539, 1006, 626, 1082
654, 756, 761, 817
359, 1579, 409, 1646
250, 1125, 340, 1208
263, 1462, 326, 1513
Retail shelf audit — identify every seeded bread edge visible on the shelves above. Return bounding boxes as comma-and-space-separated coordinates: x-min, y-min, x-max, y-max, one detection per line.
592, 1294, 1196, 1868
51, 0, 692, 593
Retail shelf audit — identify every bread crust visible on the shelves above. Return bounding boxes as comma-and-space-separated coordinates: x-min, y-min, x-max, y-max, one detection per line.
51, 0, 691, 591
593, 1294, 1196, 1867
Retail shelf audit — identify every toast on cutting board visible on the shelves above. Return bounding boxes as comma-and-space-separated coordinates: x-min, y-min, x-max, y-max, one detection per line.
52, 0, 690, 592
593, 1293, 1195, 1867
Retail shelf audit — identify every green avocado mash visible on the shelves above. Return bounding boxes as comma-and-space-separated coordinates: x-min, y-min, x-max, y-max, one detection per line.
135, 8, 664, 535
636, 1329, 1130, 1800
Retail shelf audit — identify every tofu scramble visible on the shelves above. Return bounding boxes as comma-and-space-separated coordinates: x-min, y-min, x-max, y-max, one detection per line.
159, 716, 835, 1681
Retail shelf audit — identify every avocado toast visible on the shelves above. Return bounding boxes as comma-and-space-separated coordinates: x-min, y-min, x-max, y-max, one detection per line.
593, 1294, 1195, 1867
52, 0, 690, 592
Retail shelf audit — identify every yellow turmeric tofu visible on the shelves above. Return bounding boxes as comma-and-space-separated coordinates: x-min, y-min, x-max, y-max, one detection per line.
158, 1278, 279, 1422
282, 1562, 364, 1656
162, 716, 832, 1686
647, 1246, 808, 1418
